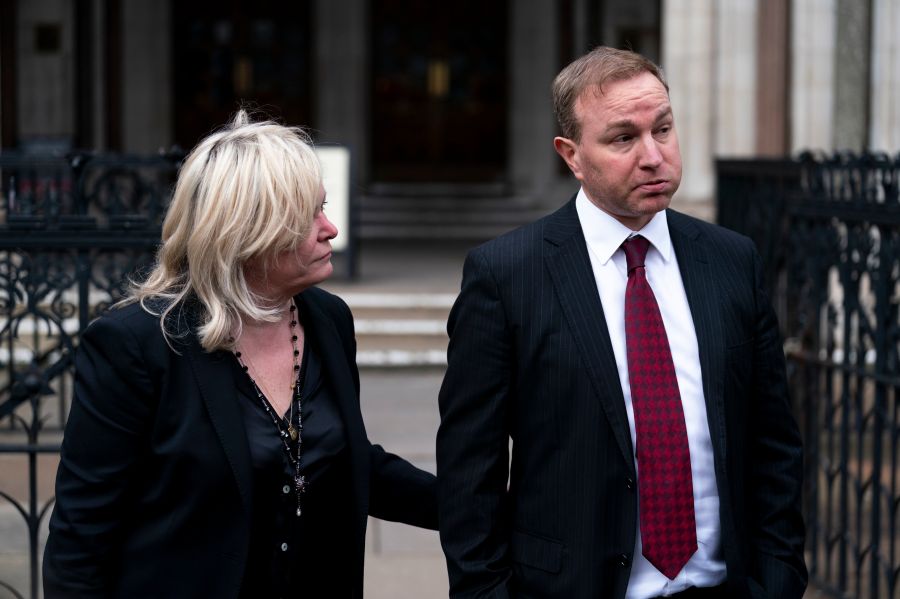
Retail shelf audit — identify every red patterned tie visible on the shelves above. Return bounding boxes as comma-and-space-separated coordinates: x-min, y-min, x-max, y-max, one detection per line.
622, 235, 697, 579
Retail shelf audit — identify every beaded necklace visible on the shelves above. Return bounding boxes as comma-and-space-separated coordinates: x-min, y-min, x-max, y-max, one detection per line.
233, 301, 307, 517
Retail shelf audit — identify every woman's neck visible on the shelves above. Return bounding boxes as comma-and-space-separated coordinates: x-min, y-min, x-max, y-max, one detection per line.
240, 298, 295, 334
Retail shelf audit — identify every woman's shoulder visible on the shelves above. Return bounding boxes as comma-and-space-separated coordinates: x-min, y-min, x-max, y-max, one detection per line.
85, 299, 192, 352
300, 287, 352, 318
91, 300, 160, 333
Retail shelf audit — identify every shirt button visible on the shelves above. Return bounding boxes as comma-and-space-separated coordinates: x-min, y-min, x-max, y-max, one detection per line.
625, 477, 635, 491
617, 553, 631, 567
280, 542, 289, 552
282, 484, 291, 494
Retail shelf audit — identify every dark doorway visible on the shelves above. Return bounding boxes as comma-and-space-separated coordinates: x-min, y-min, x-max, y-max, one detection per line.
172, 0, 313, 150
371, 0, 508, 182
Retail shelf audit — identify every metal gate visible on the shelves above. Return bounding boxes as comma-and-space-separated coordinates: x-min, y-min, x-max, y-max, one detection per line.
719, 153, 900, 599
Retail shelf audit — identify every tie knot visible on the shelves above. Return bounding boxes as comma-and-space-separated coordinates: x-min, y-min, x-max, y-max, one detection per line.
622, 235, 650, 272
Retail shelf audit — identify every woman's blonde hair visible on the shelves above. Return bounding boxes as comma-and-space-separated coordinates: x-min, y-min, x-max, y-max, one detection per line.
123, 110, 322, 352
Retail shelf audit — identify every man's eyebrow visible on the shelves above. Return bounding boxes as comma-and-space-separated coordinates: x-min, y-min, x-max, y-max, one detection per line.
604, 119, 635, 133
603, 106, 673, 134
653, 105, 673, 122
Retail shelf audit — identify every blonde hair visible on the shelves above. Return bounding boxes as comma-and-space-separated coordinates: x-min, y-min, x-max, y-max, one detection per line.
122, 111, 322, 352
553, 46, 668, 142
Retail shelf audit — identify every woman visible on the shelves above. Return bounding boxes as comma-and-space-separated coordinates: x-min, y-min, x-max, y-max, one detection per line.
43, 112, 438, 598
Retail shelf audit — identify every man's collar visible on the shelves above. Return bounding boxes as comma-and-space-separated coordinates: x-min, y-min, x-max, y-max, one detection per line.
575, 187, 673, 265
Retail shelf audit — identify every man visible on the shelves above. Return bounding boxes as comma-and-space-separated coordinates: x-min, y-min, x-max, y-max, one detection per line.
436, 47, 806, 599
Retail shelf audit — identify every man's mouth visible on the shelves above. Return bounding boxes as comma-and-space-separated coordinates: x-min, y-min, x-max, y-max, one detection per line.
637, 179, 669, 192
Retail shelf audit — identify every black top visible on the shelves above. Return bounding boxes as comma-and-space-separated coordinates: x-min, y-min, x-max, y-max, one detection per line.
43, 288, 437, 599
233, 320, 351, 597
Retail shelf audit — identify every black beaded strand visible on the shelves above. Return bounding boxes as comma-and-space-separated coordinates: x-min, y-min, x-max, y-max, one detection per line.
233, 301, 306, 517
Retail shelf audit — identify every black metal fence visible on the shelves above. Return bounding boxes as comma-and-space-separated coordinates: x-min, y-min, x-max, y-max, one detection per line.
718, 153, 900, 599
0, 150, 180, 598
1, 151, 897, 597
0, 145, 358, 598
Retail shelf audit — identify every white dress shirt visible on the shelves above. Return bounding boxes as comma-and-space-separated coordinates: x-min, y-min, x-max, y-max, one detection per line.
575, 189, 727, 598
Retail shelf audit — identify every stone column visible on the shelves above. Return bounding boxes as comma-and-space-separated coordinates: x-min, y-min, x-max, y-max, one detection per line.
832, 0, 872, 151
662, 0, 716, 222
91, 0, 106, 150
715, 0, 758, 157
508, 0, 559, 203
791, 0, 836, 154
17, 0, 76, 145
121, 0, 171, 153
869, 0, 900, 153
755, 0, 790, 156
314, 0, 369, 184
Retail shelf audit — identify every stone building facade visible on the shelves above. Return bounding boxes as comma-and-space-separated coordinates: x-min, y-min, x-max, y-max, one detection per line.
1, 0, 898, 236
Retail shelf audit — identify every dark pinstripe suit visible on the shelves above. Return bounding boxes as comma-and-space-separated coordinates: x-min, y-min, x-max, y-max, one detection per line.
436, 198, 806, 599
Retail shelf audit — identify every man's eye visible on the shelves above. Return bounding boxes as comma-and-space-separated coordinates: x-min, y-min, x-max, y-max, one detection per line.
614, 135, 632, 143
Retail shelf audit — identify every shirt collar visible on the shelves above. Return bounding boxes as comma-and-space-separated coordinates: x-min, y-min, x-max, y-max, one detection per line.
574, 187, 674, 265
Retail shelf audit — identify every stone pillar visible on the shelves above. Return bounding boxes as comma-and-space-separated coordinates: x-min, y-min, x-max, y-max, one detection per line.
314, 0, 369, 184
508, 0, 559, 203
869, 0, 900, 153
121, 0, 171, 153
17, 0, 76, 146
791, 0, 836, 153
715, 0, 758, 157
90, 0, 106, 150
755, 0, 790, 156
0, 0, 17, 147
662, 0, 715, 222
832, 0, 872, 151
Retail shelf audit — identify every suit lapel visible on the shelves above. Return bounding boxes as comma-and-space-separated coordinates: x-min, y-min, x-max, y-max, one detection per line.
667, 210, 728, 463
543, 200, 635, 471
184, 337, 254, 513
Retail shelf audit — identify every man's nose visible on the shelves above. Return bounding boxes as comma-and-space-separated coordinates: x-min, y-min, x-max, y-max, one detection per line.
638, 135, 663, 168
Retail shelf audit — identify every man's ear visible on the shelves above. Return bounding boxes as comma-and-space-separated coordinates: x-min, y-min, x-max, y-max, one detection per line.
554, 136, 582, 179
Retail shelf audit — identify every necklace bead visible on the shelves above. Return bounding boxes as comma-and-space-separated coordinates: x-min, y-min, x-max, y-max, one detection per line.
233, 299, 305, 518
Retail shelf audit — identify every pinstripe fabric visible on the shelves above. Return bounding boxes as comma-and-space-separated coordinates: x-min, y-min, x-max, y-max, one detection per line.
437, 198, 807, 599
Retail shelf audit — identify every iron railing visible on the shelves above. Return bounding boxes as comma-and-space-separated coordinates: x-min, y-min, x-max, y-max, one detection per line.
0, 145, 358, 598
0, 150, 180, 598
718, 152, 900, 599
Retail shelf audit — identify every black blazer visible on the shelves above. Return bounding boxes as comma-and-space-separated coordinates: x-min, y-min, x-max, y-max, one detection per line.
44, 287, 437, 598
436, 199, 806, 599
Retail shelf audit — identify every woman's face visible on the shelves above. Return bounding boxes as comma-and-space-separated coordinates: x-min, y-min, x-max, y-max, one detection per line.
246, 186, 338, 300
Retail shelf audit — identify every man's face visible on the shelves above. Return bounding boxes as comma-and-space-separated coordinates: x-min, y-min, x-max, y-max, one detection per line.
554, 72, 682, 230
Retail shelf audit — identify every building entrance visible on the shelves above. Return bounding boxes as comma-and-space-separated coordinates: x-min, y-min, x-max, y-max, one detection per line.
370, 0, 508, 183
172, 0, 313, 149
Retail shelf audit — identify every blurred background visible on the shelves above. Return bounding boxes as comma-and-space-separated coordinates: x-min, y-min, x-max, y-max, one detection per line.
0, 0, 898, 597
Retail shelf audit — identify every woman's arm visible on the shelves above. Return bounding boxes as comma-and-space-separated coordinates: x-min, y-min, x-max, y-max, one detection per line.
321, 289, 439, 530
369, 445, 438, 529
43, 311, 158, 597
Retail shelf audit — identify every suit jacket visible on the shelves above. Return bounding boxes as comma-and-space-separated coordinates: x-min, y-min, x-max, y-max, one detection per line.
44, 287, 437, 598
436, 199, 806, 599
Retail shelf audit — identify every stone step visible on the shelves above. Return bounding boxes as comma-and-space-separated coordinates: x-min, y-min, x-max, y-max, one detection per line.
0, 294, 456, 368
343, 292, 452, 368
340, 292, 456, 310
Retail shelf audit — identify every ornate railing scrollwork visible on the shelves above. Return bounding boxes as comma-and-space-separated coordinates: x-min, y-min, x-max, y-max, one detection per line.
718, 152, 900, 599
0, 150, 180, 598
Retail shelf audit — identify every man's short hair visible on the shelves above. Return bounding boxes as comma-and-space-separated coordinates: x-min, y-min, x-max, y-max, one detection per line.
553, 46, 668, 142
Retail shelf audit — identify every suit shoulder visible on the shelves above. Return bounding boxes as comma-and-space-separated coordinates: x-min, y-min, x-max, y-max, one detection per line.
89, 300, 164, 338
301, 286, 353, 324
667, 209, 757, 254
302, 286, 350, 311
469, 205, 565, 265
79, 300, 175, 369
